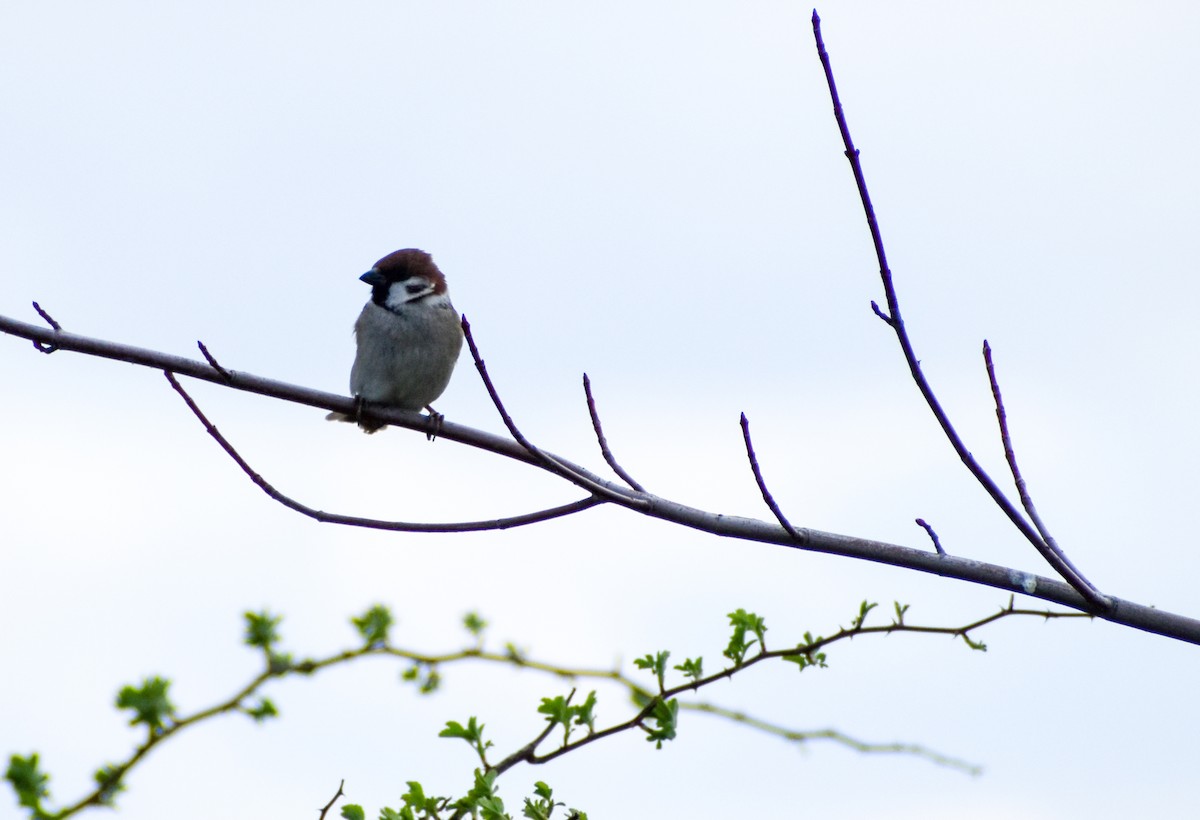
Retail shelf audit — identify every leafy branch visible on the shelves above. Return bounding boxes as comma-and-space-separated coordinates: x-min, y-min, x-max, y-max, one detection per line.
6, 599, 1088, 819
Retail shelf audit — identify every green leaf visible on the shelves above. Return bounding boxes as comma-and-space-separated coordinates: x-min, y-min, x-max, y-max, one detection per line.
6, 753, 50, 812
634, 651, 670, 691
340, 805, 365, 820
644, 698, 679, 749
116, 676, 176, 731
674, 657, 703, 682
533, 781, 553, 800
244, 610, 282, 649
244, 697, 278, 722
463, 611, 488, 637
724, 609, 767, 666
850, 600, 878, 630
352, 605, 394, 646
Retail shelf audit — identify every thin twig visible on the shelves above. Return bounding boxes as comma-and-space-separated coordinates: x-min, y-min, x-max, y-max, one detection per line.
461, 315, 649, 508
739, 413, 803, 542
582, 373, 645, 492
811, 11, 1109, 612
317, 780, 345, 820
163, 370, 604, 532
914, 518, 946, 556
31, 301, 61, 353
982, 340, 1095, 588
197, 340, 233, 380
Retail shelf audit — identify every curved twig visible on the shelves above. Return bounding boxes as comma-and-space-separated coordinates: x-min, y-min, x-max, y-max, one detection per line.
982, 341, 1089, 583
582, 373, 646, 492
31, 301, 61, 353
164, 370, 605, 532
811, 11, 1109, 613
915, 518, 946, 556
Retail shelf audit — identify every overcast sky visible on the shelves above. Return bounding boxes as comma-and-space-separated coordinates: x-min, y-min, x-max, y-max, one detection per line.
4, 3, 1200, 818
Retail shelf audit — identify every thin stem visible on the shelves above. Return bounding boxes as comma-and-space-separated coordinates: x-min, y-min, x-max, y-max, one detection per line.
582, 373, 646, 492
740, 413, 803, 542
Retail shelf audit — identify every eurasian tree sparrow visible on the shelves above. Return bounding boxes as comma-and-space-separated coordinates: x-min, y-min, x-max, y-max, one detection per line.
327, 248, 463, 433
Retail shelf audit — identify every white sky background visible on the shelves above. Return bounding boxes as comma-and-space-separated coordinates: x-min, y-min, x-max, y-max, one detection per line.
3, 2, 1200, 817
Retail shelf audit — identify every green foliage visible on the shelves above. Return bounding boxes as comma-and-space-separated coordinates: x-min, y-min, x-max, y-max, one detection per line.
352, 605, 394, 647
402, 663, 441, 694
849, 600, 878, 630
673, 657, 703, 682
633, 651, 670, 691
340, 805, 365, 820
243, 610, 282, 649
440, 717, 492, 762
723, 609, 767, 667
522, 781, 587, 820
643, 699, 679, 749
6, 753, 50, 818
92, 764, 125, 806
115, 676, 176, 731
537, 691, 597, 744
463, 612, 488, 638
893, 601, 910, 625
243, 697, 278, 722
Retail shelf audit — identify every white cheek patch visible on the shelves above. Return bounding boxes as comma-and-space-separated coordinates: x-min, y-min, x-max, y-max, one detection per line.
384, 277, 434, 310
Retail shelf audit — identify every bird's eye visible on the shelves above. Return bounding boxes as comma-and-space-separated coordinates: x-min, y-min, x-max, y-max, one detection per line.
404, 281, 427, 295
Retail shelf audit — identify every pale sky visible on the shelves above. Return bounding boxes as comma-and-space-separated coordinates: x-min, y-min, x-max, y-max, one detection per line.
4, 3, 1200, 818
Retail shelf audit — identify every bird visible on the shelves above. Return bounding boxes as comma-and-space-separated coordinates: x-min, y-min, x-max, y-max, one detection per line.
327, 248, 464, 434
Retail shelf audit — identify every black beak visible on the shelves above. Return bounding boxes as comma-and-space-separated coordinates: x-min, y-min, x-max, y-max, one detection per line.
360, 269, 386, 287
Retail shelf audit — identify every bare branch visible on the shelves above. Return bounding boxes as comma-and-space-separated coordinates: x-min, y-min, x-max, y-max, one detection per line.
810, 11, 1110, 613
982, 340, 1093, 586
164, 370, 604, 532
582, 373, 646, 492
739, 413, 803, 542
915, 518, 946, 556
1, 312, 1197, 643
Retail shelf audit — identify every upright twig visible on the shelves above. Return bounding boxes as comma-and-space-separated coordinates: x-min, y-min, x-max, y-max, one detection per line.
739, 413, 803, 542
317, 780, 346, 820
811, 11, 1109, 612
582, 373, 646, 493
197, 340, 233, 381
982, 341, 1092, 588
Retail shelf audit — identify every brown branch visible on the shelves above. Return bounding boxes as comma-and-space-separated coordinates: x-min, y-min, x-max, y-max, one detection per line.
811, 11, 1109, 613
582, 373, 646, 492
317, 780, 345, 820
739, 413, 803, 542
163, 370, 604, 532
2, 312, 1196, 643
